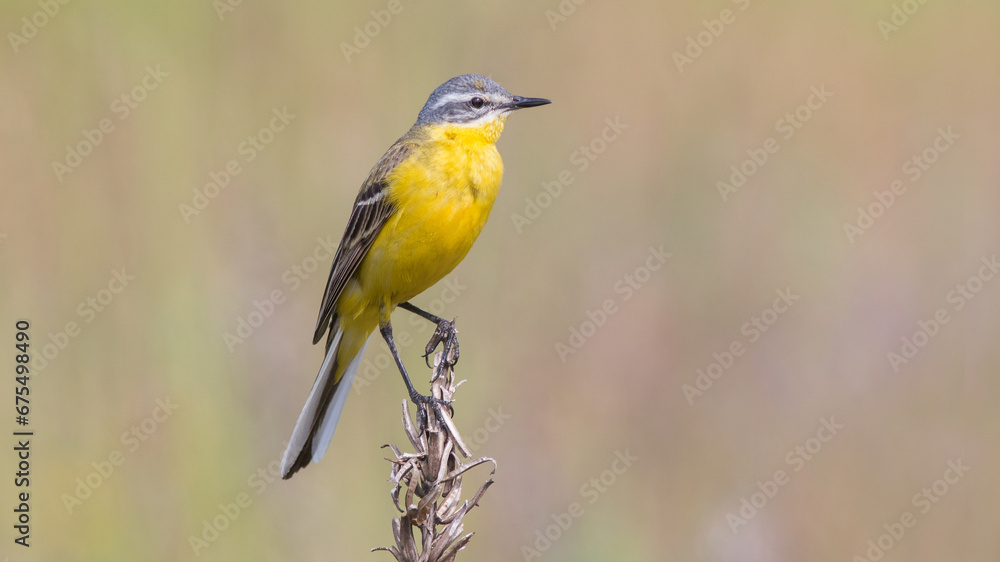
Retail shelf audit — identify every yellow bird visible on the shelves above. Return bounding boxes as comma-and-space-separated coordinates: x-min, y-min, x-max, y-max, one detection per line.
281, 74, 550, 479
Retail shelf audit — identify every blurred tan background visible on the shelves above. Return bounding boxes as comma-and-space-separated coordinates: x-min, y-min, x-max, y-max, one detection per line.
2, 0, 999, 560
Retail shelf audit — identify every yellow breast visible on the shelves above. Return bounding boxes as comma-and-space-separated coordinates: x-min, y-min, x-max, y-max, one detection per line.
355, 122, 505, 308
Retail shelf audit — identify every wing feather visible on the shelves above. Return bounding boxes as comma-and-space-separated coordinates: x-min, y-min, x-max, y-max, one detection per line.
311, 139, 417, 346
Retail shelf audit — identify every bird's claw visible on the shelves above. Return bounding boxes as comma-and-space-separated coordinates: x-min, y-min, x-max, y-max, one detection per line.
409, 390, 454, 417
422, 318, 460, 368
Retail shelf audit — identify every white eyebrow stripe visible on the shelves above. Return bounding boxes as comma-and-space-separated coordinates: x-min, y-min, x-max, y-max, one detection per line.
431, 92, 478, 109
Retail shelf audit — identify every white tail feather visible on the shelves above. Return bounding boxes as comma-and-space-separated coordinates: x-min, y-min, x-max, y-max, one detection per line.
281, 328, 342, 477
311, 337, 368, 461
281, 326, 372, 478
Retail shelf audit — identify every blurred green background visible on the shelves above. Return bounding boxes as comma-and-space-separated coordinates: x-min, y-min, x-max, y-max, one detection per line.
2, 0, 999, 560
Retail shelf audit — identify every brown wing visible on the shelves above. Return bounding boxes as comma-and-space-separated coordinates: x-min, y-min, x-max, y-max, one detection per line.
312, 139, 417, 346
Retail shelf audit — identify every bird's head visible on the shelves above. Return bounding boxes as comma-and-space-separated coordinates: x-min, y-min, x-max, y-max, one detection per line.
415, 74, 550, 143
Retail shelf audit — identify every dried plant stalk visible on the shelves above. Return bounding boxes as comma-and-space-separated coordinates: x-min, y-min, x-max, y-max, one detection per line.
373, 334, 496, 562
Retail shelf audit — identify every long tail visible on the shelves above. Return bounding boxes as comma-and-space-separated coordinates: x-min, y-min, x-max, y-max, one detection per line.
281, 318, 370, 479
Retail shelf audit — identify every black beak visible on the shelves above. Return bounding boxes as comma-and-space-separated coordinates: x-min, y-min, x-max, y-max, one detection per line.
506, 96, 552, 110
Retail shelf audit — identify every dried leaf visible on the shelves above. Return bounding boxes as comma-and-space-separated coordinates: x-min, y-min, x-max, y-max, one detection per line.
374, 327, 494, 561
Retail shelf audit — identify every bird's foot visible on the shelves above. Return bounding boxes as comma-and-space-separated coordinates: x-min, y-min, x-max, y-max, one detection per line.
422, 317, 459, 368
409, 389, 454, 419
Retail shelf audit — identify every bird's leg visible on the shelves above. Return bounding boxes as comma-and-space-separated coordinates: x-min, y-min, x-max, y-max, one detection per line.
399, 302, 460, 368
378, 318, 450, 411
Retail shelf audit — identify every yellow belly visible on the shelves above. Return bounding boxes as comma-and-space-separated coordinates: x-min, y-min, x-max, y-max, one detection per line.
337, 125, 504, 325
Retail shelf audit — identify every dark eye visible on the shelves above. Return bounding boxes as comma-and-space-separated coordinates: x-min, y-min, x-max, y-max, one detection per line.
469, 97, 484, 109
